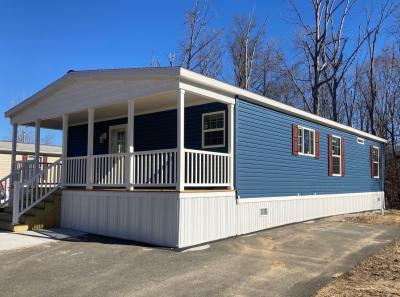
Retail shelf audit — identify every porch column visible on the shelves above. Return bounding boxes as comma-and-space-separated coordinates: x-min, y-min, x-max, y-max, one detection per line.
9, 123, 18, 206
34, 119, 41, 174
86, 109, 94, 189
176, 89, 185, 191
126, 100, 135, 190
62, 114, 69, 186
228, 103, 235, 190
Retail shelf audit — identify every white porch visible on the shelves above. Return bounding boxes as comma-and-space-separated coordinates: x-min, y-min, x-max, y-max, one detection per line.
4, 68, 236, 226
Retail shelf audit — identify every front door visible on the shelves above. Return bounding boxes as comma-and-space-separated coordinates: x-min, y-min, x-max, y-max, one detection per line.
110, 125, 127, 154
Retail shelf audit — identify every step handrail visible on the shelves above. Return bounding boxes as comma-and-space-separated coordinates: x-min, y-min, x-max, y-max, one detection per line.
12, 158, 62, 225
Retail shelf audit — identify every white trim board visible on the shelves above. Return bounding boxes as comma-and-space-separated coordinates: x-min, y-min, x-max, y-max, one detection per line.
236, 192, 384, 203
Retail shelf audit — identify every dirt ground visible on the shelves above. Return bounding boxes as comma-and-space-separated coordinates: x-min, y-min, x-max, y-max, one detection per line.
315, 210, 400, 297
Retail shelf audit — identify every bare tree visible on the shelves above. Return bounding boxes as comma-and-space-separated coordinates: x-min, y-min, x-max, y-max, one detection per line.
288, 0, 351, 115
17, 126, 33, 144
362, 0, 395, 135
228, 12, 266, 90
322, 0, 373, 122
253, 42, 281, 96
178, 0, 222, 78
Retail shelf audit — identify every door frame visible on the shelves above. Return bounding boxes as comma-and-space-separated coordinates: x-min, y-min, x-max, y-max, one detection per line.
109, 124, 128, 154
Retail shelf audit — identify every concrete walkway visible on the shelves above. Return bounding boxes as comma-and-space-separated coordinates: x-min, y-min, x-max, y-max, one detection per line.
0, 228, 86, 251
0, 217, 399, 297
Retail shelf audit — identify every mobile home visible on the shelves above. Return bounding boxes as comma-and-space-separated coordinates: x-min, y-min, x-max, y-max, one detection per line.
1, 67, 385, 247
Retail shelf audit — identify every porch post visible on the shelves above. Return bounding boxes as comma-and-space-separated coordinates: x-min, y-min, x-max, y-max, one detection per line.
176, 89, 185, 191
228, 103, 235, 190
9, 123, 18, 206
126, 100, 135, 190
34, 119, 41, 174
62, 114, 69, 186
86, 109, 94, 189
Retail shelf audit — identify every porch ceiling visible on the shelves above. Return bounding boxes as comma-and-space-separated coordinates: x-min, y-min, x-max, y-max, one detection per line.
31, 91, 214, 129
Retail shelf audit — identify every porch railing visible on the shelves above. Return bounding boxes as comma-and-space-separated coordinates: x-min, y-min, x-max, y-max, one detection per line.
133, 149, 177, 187
13, 159, 62, 224
184, 149, 230, 187
15, 160, 50, 183
63, 148, 231, 189
93, 153, 127, 187
63, 156, 87, 186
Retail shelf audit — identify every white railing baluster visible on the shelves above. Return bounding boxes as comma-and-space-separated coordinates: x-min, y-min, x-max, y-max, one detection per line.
61, 148, 229, 189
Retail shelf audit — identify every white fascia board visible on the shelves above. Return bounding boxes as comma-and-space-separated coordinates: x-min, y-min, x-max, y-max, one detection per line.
179, 68, 387, 143
178, 82, 235, 105
70, 67, 181, 80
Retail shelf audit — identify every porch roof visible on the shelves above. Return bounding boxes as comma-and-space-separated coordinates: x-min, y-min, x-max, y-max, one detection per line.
5, 67, 386, 143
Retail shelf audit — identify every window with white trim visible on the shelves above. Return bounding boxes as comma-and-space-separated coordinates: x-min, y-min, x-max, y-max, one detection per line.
298, 126, 315, 156
331, 136, 342, 176
372, 146, 380, 178
202, 111, 225, 148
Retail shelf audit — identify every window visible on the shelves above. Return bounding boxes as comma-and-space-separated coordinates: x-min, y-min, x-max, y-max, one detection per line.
331, 136, 342, 176
202, 111, 225, 148
297, 126, 315, 156
372, 146, 380, 178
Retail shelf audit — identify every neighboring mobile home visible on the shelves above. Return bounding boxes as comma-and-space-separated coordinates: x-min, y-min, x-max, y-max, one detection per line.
0, 141, 61, 181
1, 67, 385, 247
0, 141, 61, 206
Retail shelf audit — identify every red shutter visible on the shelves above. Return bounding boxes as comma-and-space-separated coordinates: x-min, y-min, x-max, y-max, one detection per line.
315, 131, 320, 159
341, 138, 345, 176
292, 124, 298, 156
328, 135, 333, 176
370, 146, 374, 178
22, 155, 27, 161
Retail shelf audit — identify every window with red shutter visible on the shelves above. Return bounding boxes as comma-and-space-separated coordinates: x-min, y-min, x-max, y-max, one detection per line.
295, 125, 316, 157
331, 135, 342, 176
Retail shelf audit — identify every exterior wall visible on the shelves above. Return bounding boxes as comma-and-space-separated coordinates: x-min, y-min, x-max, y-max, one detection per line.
61, 190, 180, 247
235, 98, 384, 198
0, 153, 12, 180
67, 103, 228, 157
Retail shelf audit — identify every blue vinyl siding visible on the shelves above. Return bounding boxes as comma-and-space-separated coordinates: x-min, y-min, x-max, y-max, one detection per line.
235, 98, 384, 198
67, 103, 227, 157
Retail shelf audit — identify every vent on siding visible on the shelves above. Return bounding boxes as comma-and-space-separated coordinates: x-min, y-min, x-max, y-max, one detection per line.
357, 137, 365, 145
260, 208, 268, 216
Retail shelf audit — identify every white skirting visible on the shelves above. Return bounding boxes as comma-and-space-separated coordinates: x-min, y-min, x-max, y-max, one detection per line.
61, 190, 384, 248
61, 190, 180, 247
